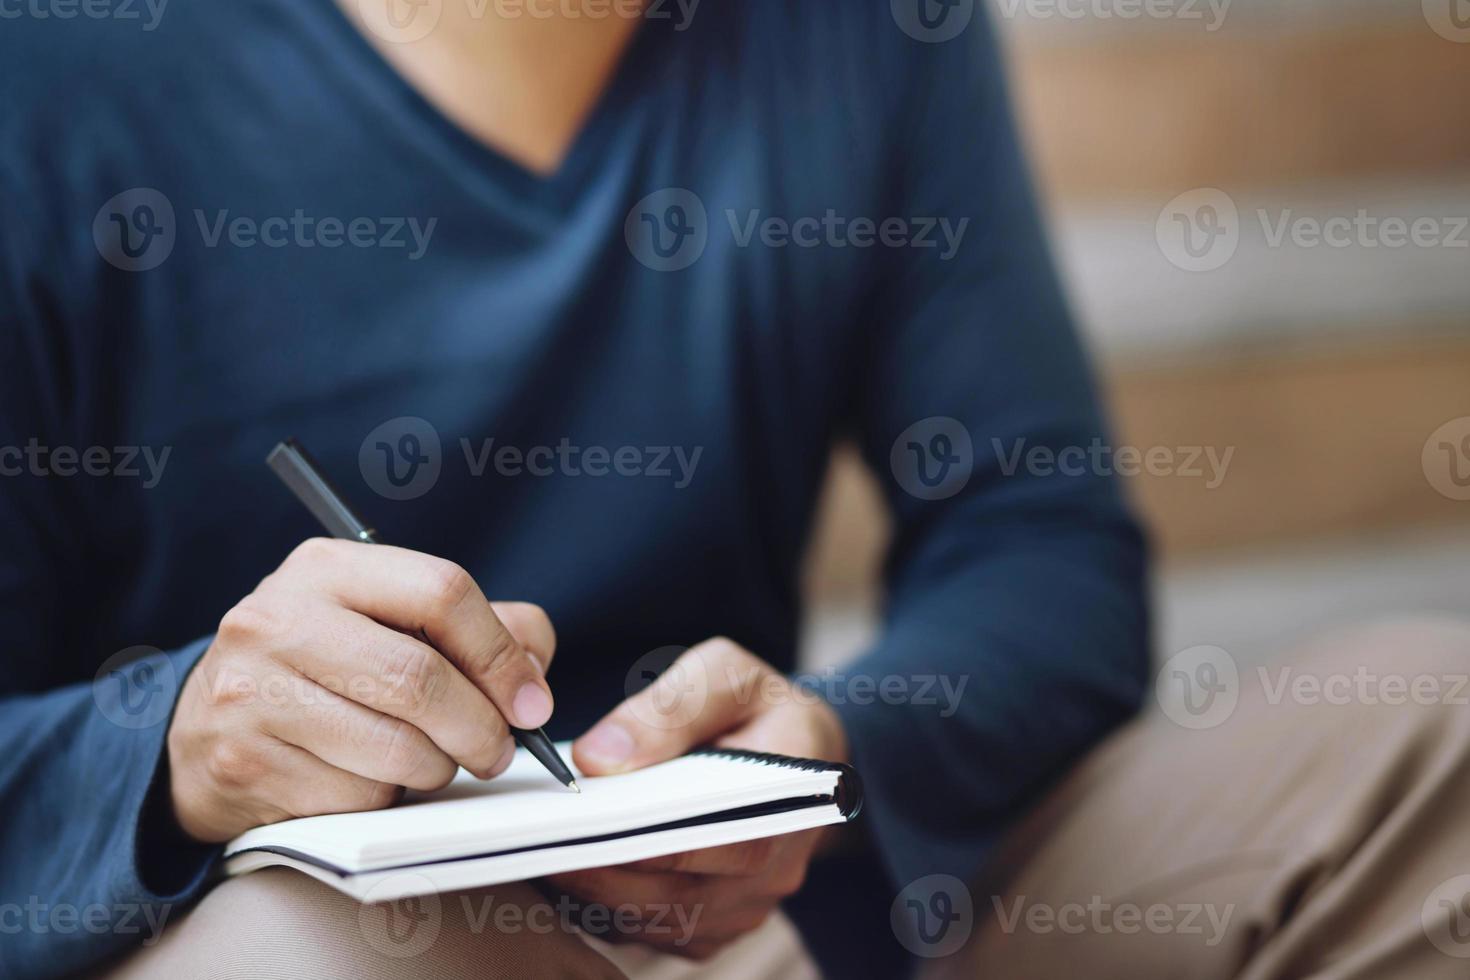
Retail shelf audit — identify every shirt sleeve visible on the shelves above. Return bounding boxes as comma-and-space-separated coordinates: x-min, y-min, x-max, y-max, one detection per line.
0, 185, 219, 980
829, 8, 1152, 888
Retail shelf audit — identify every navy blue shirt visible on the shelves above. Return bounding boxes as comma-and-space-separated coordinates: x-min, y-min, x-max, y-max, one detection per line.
0, 1, 1149, 975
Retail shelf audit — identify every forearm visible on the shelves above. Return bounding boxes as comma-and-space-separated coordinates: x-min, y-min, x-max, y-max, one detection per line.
0, 640, 217, 980
827, 513, 1149, 887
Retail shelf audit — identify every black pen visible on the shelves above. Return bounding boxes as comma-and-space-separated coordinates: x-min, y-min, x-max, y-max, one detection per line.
266, 437, 580, 793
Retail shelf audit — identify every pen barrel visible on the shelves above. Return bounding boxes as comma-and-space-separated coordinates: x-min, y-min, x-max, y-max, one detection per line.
513, 727, 578, 787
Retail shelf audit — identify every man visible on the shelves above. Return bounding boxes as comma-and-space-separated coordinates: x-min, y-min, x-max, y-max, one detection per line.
6, 1, 1147, 975
16, 2, 1460, 979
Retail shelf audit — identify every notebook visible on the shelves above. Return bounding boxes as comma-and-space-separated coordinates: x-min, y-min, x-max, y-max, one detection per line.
223, 745, 863, 902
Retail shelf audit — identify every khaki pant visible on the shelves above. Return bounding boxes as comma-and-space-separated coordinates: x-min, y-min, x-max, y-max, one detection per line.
96, 872, 818, 979
944, 616, 1470, 979
103, 617, 1470, 978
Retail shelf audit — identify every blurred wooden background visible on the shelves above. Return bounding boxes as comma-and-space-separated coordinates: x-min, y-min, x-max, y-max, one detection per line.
803, 3, 1470, 608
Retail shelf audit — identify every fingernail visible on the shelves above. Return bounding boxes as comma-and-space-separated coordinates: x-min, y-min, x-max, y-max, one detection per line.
580, 722, 634, 769
513, 683, 553, 729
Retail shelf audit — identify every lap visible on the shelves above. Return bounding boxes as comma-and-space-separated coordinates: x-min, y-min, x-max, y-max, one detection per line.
947, 617, 1470, 980
95, 869, 627, 980
94, 863, 816, 980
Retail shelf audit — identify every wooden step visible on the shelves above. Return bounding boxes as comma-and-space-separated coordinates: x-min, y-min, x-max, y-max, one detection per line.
1005, 20, 1470, 200
800, 335, 1470, 600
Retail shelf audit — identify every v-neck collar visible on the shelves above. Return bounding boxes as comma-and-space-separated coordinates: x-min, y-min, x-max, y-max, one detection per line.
314, 0, 670, 217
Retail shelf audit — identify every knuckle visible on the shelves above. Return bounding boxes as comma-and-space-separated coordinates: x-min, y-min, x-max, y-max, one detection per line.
287, 536, 337, 569
361, 781, 402, 811
468, 724, 511, 776
479, 627, 524, 681
424, 560, 476, 620
378, 644, 443, 715
373, 715, 431, 780
206, 739, 267, 790
217, 598, 278, 647
207, 667, 255, 708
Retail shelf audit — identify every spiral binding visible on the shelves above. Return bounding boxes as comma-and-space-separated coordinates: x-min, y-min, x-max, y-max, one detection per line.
689, 748, 865, 819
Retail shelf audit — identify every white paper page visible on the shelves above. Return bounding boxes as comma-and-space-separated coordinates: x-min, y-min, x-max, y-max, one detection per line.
225, 746, 841, 872
224, 804, 847, 902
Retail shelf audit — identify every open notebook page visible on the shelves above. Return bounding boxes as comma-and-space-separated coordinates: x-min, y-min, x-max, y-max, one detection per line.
224, 745, 846, 873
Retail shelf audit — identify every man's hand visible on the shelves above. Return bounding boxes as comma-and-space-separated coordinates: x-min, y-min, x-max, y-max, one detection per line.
549, 637, 849, 960
167, 538, 557, 843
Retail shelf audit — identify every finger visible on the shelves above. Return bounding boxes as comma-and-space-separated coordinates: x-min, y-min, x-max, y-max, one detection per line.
544, 867, 770, 953
491, 601, 556, 675
221, 736, 404, 824
545, 866, 706, 916
261, 677, 460, 791
621, 837, 778, 877
573, 637, 770, 776
266, 601, 514, 778
279, 539, 554, 729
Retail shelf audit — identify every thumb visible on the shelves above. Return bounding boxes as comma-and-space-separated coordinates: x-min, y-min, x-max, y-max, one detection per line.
574, 638, 770, 776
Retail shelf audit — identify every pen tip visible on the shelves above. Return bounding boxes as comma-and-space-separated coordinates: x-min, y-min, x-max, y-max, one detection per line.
569, 781, 581, 794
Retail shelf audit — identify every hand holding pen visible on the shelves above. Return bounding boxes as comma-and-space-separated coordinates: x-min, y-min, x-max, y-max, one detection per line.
162, 440, 575, 845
